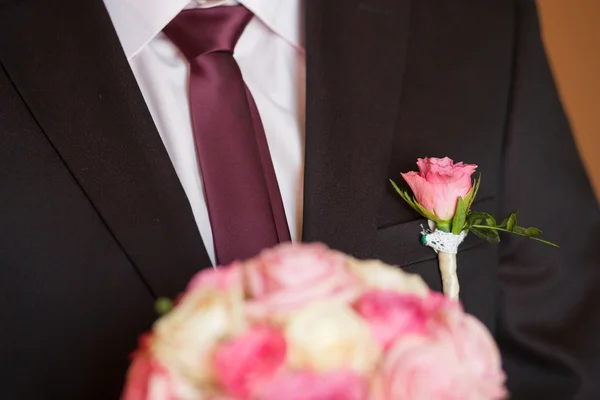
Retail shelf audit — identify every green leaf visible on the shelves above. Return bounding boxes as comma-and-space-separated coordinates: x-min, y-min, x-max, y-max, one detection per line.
470, 226, 500, 244
400, 192, 427, 218
506, 213, 517, 231
499, 213, 516, 230
469, 223, 559, 247
463, 184, 475, 211
524, 227, 543, 237
466, 207, 559, 247
414, 199, 440, 221
512, 225, 527, 235
389, 179, 404, 196
389, 179, 439, 222
467, 211, 495, 227
463, 173, 481, 212
468, 215, 483, 226
390, 180, 423, 215
498, 211, 518, 230
155, 297, 174, 316
452, 197, 466, 234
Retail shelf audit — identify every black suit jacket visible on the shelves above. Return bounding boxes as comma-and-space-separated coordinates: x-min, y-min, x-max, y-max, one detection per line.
1, 0, 599, 398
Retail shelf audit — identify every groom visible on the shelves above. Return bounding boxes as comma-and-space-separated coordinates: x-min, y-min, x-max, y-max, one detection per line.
1, 0, 599, 398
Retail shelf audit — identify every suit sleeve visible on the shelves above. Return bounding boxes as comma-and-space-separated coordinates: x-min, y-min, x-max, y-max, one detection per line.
496, 1, 600, 398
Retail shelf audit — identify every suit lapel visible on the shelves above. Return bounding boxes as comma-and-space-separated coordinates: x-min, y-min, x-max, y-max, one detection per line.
302, 0, 412, 258
0, 0, 211, 297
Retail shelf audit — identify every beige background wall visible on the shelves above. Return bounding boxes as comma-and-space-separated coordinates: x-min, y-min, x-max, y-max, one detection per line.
537, 0, 600, 201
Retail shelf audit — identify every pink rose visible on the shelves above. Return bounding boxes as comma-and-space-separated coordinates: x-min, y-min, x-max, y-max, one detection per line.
264, 370, 368, 400
401, 157, 477, 220
213, 326, 287, 399
244, 243, 361, 318
186, 264, 242, 292
370, 300, 507, 400
121, 348, 157, 400
122, 338, 200, 400
353, 290, 447, 349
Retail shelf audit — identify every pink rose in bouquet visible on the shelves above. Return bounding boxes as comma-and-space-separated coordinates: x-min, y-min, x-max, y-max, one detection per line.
187, 263, 243, 292
244, 243, 361, 319
368, 296, 507, 400
122, 338, 202, 400
213, 326, 286, 398
353, 290, 445, 349
264, 370, 368, 400
122, 243, 506, 400
401, 157, 477, 220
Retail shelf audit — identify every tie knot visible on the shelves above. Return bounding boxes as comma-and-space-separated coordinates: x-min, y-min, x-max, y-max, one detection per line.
163, 6, 253, 60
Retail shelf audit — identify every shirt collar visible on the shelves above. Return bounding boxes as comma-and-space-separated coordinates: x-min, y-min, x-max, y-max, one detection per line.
103, 0, 302, 60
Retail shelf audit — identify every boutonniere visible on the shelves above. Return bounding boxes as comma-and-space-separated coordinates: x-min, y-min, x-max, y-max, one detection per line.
391, 157, 557, 300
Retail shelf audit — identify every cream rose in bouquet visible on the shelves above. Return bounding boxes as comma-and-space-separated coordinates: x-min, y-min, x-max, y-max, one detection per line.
122, 243, 507, 400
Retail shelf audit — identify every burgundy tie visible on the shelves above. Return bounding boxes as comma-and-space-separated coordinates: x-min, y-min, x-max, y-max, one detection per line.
163, 6, 291, 265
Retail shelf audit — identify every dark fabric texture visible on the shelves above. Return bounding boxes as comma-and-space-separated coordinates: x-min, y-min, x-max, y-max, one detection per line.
0, 0, 598, 399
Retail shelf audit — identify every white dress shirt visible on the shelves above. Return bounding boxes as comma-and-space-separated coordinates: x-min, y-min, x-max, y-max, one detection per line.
102, 0, 305, 265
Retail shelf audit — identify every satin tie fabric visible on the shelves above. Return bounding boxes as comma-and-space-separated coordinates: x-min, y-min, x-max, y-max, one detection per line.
163, 6, 290, 265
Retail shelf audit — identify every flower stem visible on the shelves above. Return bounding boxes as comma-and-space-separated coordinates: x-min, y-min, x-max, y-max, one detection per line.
438, 251, 459, 300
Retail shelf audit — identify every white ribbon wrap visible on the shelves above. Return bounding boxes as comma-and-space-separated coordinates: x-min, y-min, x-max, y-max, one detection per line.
420, 228, 467, 254
437, 252, 459, 300
421, 223, 467, 300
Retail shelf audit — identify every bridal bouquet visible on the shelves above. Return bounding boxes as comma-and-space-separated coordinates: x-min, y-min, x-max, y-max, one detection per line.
122, 244, 507, 399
